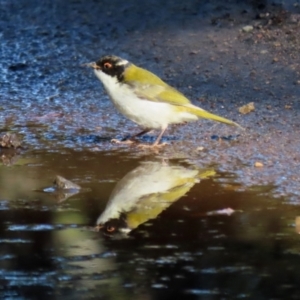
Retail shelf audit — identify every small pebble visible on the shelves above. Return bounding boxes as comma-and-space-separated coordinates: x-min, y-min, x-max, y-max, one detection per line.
255, 162, 264, 168
242, 25, 254, 32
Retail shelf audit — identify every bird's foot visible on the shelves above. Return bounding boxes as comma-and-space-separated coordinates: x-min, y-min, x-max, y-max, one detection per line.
137, 142, 167, 150
111, 138, 135, 145
111, 139, 168, 150
94, 224, 102, 232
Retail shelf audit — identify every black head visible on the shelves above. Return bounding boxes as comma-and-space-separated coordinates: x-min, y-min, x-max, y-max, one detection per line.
94, 55, 130, 81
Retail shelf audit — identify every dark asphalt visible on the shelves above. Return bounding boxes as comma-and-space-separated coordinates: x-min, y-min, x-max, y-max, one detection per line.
1, 0, 300, 200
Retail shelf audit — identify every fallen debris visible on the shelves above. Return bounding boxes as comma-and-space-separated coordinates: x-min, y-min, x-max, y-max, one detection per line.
41, 175, 81, 202
242, 25, 254, 32
54, 175, 81, 190
238, 102, 255, 115
0, 133, 21, 149
255, 162, 264, 168
206, 208, 236, 216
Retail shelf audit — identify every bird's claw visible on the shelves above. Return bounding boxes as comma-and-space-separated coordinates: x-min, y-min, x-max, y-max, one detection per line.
111, 139, 135, 145
137, 142, 167, 150
111, 139, 168, 150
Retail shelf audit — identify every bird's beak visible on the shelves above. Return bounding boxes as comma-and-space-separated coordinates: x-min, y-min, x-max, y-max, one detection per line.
95, 224, 103, 231
82, 62, 101, 70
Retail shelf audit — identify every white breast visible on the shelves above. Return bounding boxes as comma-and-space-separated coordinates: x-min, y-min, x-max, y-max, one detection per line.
94, 70, 197, 129
96, 161, 199, 225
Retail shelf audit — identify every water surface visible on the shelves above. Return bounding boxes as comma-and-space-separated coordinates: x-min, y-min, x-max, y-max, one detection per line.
1, 150, 300, 299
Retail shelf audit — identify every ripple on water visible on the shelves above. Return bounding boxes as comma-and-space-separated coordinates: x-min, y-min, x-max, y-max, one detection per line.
0, 239, 32, 243
200, 266, 253, 274
0, 271, 57, 287
185, 289, 220, 295
6, 224, 82, 231
0, 201, 9, 210
0, 254, 16, 261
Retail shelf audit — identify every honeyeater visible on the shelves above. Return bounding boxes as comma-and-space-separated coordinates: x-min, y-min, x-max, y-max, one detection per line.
95, 161, 215, 235
86, 55, 242, 147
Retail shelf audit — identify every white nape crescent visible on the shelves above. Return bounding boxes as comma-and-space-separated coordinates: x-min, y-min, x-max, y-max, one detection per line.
115, 59, 128, 66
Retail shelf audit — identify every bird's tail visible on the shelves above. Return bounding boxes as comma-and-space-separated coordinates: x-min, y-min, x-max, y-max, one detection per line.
197, 168, 216, 180
185, 105, 244, 130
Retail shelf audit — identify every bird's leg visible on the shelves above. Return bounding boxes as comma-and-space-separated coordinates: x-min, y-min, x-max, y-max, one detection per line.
138, 126, 168, 149
132, 129, 152, 139
111, 129, 151, 144
152, 126, 167, 146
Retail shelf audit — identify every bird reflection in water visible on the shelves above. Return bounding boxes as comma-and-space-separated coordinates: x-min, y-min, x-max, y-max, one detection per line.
96, 161, 215, 236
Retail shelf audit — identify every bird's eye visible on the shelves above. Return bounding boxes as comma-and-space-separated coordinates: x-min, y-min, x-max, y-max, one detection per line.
106, 225, 115, 232
103, 62, 112, 69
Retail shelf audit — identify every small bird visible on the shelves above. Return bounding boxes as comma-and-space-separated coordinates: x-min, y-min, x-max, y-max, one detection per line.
87, 55, 242, 147
96, 161, 215, 236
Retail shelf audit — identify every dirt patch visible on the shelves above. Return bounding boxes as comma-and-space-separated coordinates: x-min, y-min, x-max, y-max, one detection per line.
0, 0, 300, 200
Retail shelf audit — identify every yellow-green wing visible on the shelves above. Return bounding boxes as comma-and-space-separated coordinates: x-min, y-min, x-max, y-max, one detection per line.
124, 64, 192, 106
124, 64, 244, 129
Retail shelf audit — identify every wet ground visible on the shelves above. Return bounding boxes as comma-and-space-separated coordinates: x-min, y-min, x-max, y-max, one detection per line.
1, 0, 300, 299
1, 151, 300, 299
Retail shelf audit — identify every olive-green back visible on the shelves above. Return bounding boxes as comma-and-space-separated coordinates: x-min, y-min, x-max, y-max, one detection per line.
124, 64, 192, 106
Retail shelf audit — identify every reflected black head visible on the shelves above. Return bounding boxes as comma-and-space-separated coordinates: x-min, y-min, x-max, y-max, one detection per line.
98, 213, 128, 236
95, 55, 130, 81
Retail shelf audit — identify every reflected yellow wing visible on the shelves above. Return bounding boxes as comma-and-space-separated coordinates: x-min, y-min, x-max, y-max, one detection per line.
126, 168, 216, 229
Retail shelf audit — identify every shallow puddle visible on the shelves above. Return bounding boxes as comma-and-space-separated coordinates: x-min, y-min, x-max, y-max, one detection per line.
1, 149, 300, 299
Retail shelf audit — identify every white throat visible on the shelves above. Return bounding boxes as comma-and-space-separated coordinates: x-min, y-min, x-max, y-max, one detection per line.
94, 69, 121, 94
